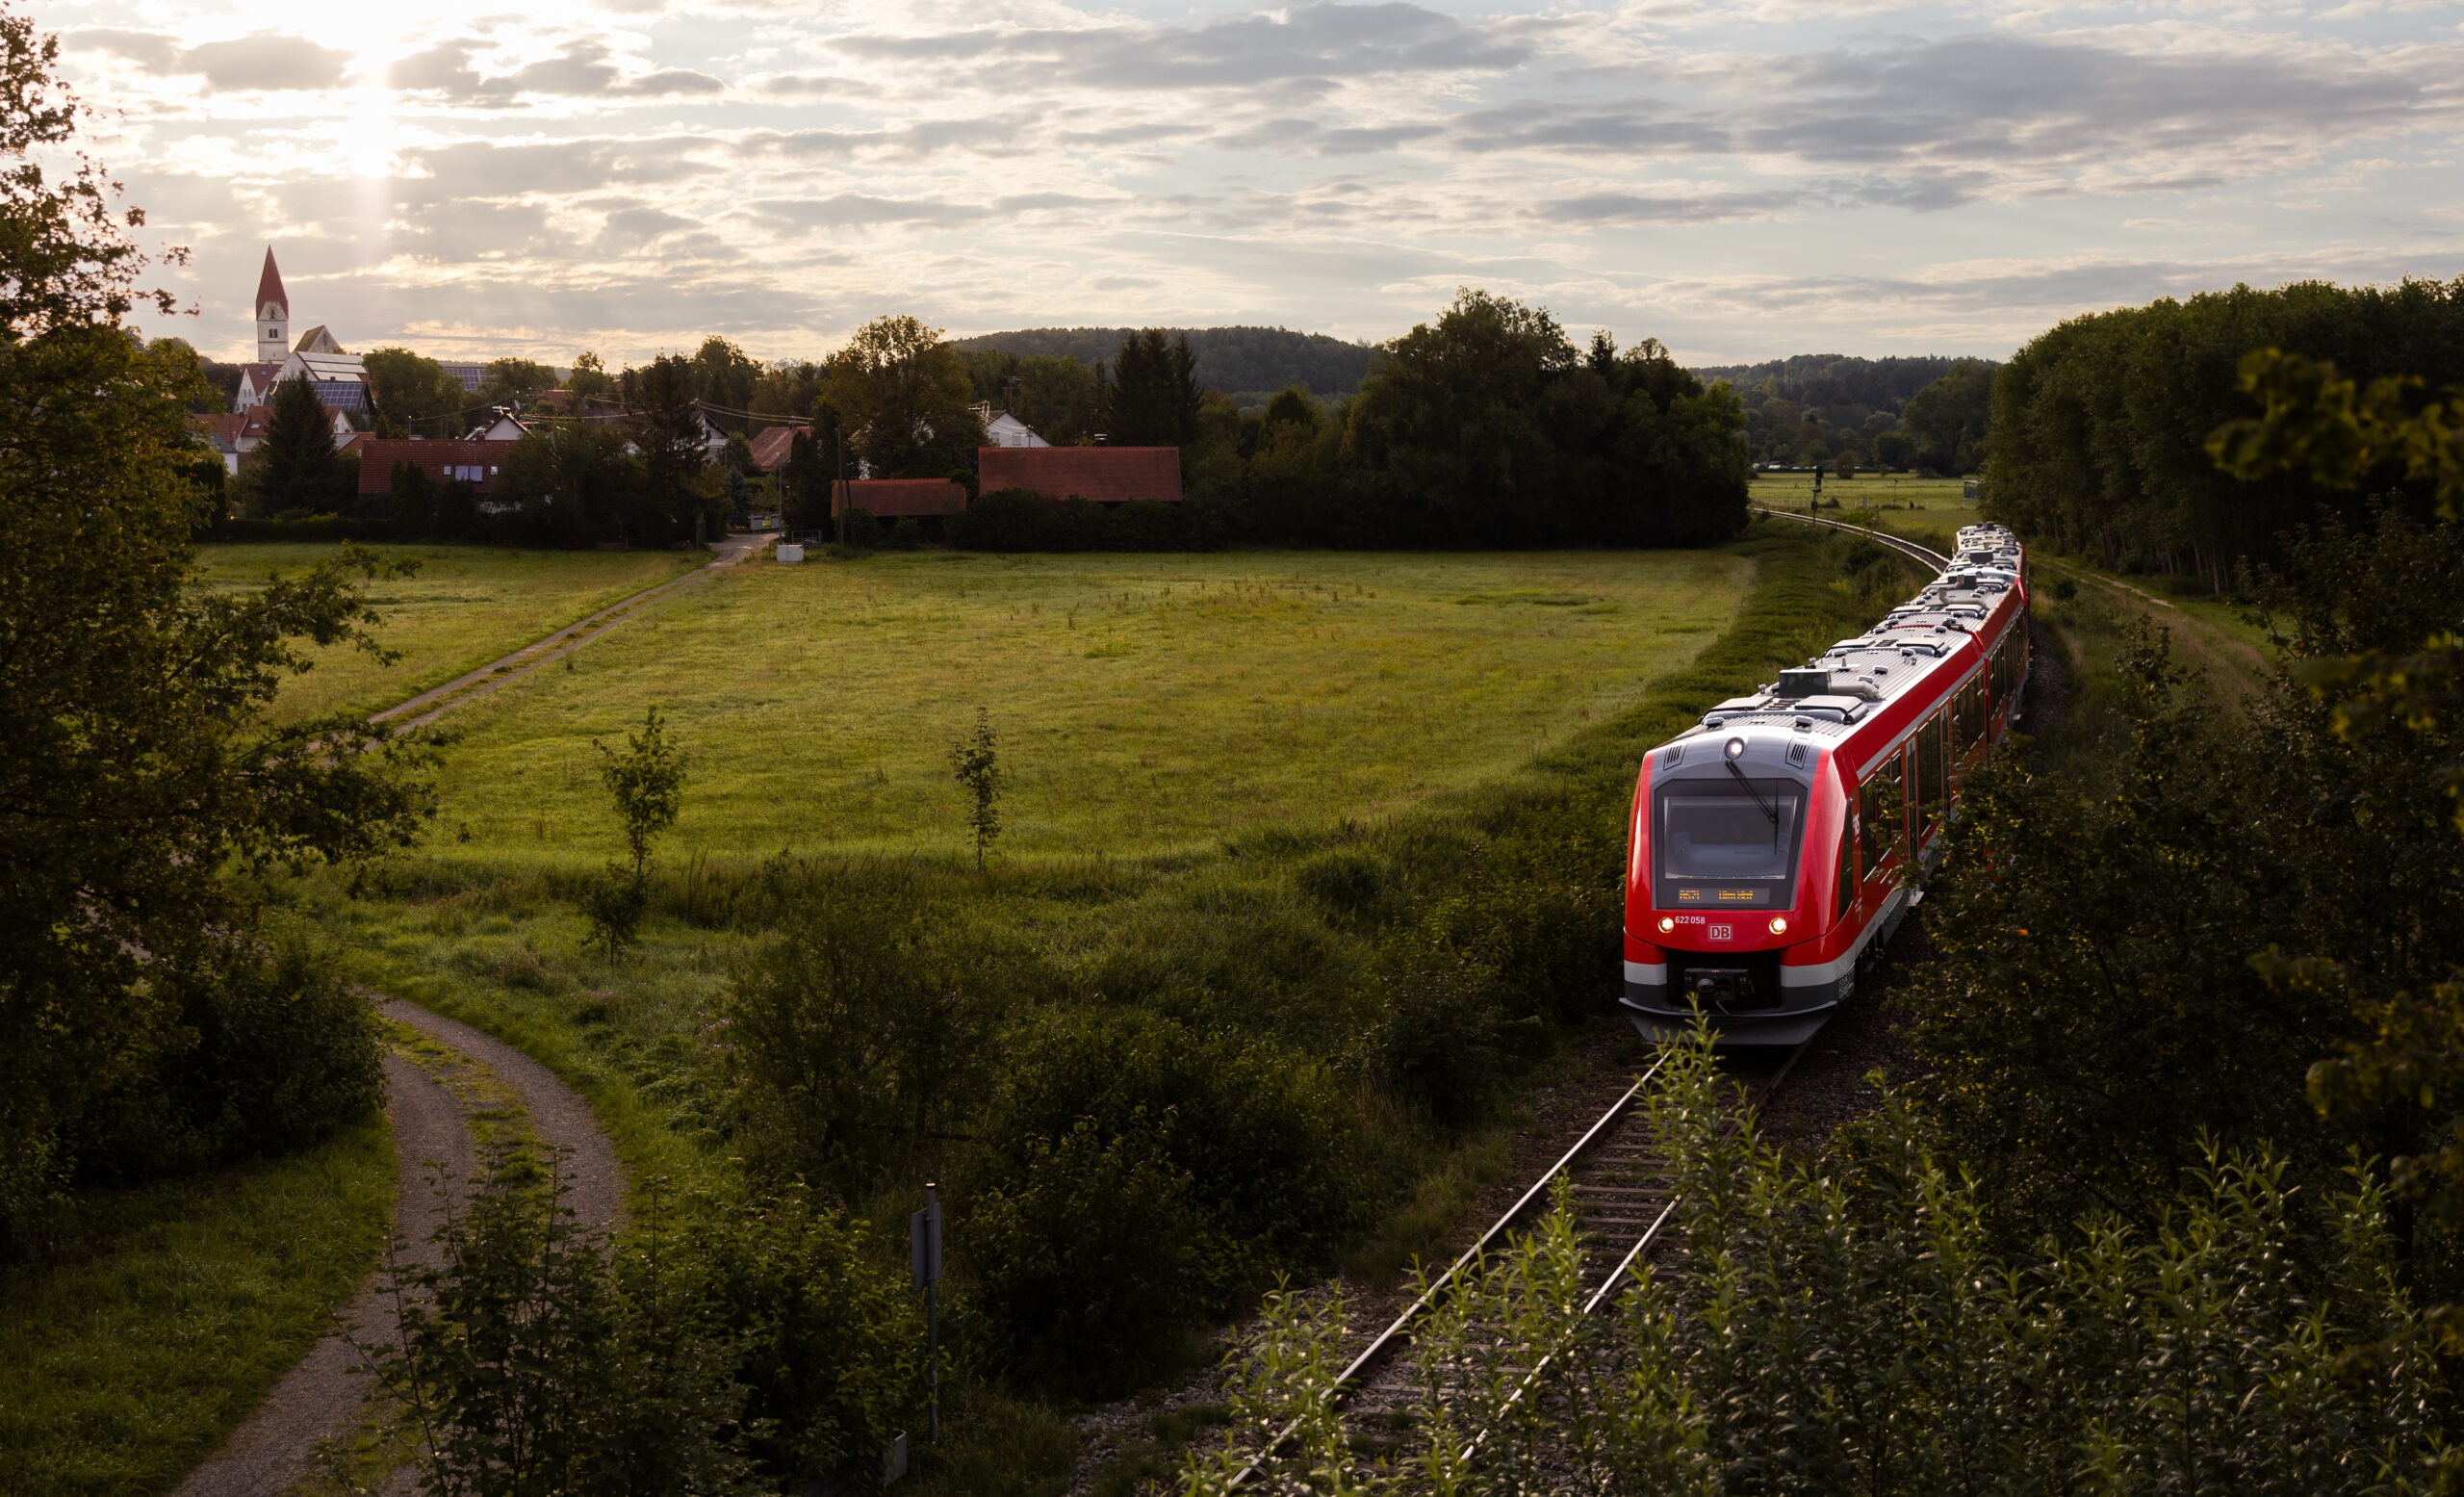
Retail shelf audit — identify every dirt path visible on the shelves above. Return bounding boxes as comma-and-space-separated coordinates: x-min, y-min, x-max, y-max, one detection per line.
170, 998, 626, 1497
373, 532, 767, 732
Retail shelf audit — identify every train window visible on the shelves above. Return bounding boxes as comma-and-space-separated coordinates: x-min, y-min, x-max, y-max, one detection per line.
1917, 714, 1946, 835
1900, 747, 1918, 848
1861, 753, 1898, 875
1834, 814, 1855, 919
1651, 777, 1808, 909
1657, 787, 1802, 882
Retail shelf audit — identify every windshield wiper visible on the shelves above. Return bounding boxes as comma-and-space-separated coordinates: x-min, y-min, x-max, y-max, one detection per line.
1725, 759, 1781, 841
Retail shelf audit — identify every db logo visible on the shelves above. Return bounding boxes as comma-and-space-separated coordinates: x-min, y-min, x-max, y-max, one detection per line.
1708, 924, 1732, 941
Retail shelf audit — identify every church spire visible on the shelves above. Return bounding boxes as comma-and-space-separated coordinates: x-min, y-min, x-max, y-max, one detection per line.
255, 246, 288, 317
254, 247, 291, 364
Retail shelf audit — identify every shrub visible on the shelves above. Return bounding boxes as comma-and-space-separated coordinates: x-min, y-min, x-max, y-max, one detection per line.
370, 1162, 919, 1494
72, 932, 383, 1183
694, 1188, 922, 1482
719, 867, 998, 1194
1190, 1035, 2464, 1495
970, 1008, 1364, 1306
1352, 926, 1511, 1128
960, 1118, 1208, 1393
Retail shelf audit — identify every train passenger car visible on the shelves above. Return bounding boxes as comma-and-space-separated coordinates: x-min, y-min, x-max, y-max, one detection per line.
1620, 524, 2030, 1045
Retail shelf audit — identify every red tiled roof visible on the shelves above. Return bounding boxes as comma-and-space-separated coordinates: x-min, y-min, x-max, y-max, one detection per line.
255, 246, 287, 314
834, 477, 966, 518
977, 446, 1181, 503
748, 424, 807, 473
358, 438, 519, 495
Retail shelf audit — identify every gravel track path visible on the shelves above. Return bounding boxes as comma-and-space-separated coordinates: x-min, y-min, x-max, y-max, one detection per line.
169, 997, 625, 1497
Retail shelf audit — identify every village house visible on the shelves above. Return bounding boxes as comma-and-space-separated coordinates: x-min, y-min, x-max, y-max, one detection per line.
833, 477, 968, 520
193, 402, 356, 474
356, 438, 520, 500
977, 446, 1182, 503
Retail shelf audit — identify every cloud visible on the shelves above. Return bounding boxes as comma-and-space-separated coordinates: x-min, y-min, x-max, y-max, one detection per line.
63, 28, 181, 69
385, 39, 725, 103
67, 29, 353, 90
831, 2, 1533, 97
1542, 188, 1802, 223
1736, 33, 2456, 194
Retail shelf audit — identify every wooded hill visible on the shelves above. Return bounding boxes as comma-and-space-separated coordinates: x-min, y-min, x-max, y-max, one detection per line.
949, 325, 1377, 400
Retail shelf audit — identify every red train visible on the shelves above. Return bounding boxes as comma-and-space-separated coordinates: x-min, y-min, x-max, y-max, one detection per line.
1621, 524, 2030, 1045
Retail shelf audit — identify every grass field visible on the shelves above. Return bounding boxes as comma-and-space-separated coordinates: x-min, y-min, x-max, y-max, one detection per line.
411, 550, 1755, 868
0, 1117, 392, 1497
273, 525, 1872, 1494
195, 544, 703, 722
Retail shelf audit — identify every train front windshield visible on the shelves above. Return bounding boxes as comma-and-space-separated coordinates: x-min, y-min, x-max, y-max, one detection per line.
1653, 781, 1805, 906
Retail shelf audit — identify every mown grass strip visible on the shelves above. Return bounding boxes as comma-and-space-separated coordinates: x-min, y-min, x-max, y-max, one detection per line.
0, 1116, 393, 1497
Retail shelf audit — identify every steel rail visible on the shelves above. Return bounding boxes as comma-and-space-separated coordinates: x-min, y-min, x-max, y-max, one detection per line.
1750, 504, 1953, 569
1451, 1033, 1816, 1465
1225, 1034, 1812, 1487
1223, 1053, 1672, 1489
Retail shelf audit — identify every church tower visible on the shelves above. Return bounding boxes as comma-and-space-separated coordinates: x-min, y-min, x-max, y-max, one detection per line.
254, 247, 289, 364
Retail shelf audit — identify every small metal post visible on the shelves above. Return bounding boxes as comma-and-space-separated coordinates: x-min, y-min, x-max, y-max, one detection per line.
911, 1183, 943, 1443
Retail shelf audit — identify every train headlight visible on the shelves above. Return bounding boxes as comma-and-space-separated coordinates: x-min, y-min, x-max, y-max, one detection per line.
1724, 736, 1747, 761
1767, 916, 1789, 935
1657, 916, 1676, 934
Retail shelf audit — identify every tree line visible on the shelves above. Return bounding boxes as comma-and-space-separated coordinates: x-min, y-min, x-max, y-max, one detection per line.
221, 291, 1757, 553
1984, 275, 2464, 588
1695, 352, 1997, 474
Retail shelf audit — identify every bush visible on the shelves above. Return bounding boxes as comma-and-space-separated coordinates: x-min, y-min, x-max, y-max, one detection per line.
1192, 1035, 2463, 1496
950, 488, 1220, 552
719, 867, 1000, 1195
371, 1162, 920, 1494
960, 1118, 1208, 1393
203, 514, 397, 543
1353, 927, 1511, 1128
72, 933, 383, 1184
956, 1007, 1367, 1387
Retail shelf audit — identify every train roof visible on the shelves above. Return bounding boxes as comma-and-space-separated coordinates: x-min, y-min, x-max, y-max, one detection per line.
1658, 523, 2025, 755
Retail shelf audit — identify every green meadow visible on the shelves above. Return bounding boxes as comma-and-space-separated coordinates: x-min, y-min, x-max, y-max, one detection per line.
408, 550, 1755, 871
194, 543, 703, 722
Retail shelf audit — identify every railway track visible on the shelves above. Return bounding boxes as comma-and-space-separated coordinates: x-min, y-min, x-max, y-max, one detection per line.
1226, 1039, 1810, 1487
1750, 503, 1951, 569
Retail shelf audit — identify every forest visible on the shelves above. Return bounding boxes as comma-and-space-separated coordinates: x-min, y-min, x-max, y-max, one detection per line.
1984, 276, 2464, 587
947, 324, 1379, 403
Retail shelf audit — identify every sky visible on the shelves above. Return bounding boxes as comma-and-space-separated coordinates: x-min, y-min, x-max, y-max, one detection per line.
41, 0, 2464, 368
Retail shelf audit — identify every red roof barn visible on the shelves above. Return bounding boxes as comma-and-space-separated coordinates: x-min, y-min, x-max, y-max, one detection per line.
358, 439, 520, 496
834, 477, 967, 518
977, 446, 1181, 503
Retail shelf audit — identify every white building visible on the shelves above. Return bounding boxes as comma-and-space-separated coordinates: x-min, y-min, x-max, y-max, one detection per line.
983, 408, 1048, 448
233, 247, 370, 417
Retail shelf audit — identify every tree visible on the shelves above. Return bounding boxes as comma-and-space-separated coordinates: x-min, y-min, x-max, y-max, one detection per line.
1899, 358, 1993, 474
1344, 289, 1582, 545
566, 349, 614, 402
249, 372, 346, 515
477, 356, 556, 411
0, 7, 434, 1245
688, 336, 759, 427
494, 418, 642, 547
363, 346, 467, 431
948, 707, 1004, 871
623, 353, 716, 544
597, 706, 685, 885
749, 358, 824, 424
1106, 328, 1200, 447
583, 706, 683, 961
820, 316, 984, 478
2208, 347, 2464, 1295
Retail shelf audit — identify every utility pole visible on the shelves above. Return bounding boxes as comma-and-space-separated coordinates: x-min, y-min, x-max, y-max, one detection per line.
911, 1183, 943, 1443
